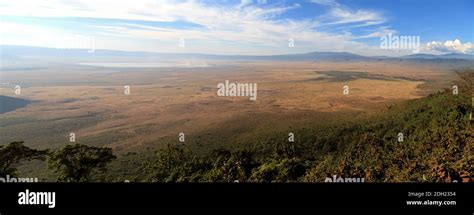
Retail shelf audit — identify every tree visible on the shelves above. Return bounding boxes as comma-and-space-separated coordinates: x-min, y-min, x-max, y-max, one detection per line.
48, 144, 116, 182
146, 144, 205, 182
206, 149, 256, 182
0, 141, 48, 177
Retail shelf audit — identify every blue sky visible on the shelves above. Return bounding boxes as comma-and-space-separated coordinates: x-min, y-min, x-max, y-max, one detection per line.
0, 0, 472, 56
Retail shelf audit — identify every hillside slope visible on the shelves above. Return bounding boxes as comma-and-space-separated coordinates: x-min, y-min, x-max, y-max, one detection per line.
100, 72, 473, 182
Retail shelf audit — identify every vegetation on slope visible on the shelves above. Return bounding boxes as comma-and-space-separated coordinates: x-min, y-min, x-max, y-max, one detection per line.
104, 71, 472, 182
2, 72, 472, 182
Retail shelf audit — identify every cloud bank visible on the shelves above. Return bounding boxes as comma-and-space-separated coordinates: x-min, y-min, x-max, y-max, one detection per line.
425, 39, 473, 54
0, 0, 470, 56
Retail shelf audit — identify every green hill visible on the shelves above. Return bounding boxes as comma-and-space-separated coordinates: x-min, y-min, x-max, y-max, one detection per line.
99, 72, 472, 182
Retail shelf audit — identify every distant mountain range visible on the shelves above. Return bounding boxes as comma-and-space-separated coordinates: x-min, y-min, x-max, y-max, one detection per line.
402, 53, 474, 60
1, 45, 473, 61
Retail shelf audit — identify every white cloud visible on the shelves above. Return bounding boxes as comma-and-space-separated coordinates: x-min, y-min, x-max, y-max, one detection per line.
354, 27, 396, 39
0, 0, 394, 55
308, 0, 339, 6
237, 0, 253, 9
308, 0, 385, 28
0, 22, 85, 48
425, 39, 473, 53
324, 7, 385, 27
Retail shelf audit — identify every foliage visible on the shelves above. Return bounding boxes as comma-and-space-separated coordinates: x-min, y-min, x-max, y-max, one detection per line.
0, 141, 48, 177
130, 71, 472, 182
7, 71, 473, 182
47, 144, 116, 182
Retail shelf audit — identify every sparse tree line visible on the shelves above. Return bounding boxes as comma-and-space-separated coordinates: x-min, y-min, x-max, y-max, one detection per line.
0, 142, 116, 182
1, 71, 472, 182
118, 71, 473, 182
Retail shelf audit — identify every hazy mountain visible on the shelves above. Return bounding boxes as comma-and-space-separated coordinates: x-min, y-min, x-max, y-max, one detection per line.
0, 45, 154, 58
0, 45, 370, 61
259, 52, 370, 61
1, 45, 473, 62
440, 53, 474, 59
403, 53, 474, 60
